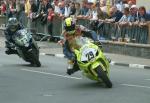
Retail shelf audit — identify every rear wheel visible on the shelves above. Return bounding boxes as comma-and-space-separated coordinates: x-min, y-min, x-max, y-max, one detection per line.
96, 66, 112, 88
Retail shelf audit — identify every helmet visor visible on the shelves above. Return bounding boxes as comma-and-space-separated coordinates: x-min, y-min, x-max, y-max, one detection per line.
10, 25, 17, 32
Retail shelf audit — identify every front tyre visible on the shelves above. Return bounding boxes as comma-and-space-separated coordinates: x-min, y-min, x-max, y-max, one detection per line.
30, 54, 41, 67
30, 51, 41, 67
28, 44, 41, 67
96, 66, 112, 88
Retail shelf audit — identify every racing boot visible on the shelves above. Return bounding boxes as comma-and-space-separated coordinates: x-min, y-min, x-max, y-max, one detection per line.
67, 60, 80, 75
5, 48, 18, 55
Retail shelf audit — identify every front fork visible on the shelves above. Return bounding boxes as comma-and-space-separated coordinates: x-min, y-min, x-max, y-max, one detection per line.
90, 61, 108, 77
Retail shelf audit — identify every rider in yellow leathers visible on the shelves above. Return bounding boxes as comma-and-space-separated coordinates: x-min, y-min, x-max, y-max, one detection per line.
59, 17, 103, 75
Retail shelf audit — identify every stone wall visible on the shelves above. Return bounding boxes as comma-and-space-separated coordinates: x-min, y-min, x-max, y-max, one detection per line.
102, 41, 150, 59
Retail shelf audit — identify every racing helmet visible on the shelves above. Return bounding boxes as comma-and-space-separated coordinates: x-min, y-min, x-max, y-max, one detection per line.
7, 17, 19, 32
64, 17, 76, 35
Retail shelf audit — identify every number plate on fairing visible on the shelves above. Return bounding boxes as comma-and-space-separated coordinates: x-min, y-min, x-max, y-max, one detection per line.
80, 47, 97, 62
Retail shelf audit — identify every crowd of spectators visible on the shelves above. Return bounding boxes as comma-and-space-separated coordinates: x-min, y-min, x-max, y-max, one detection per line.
0, 0, 150, 42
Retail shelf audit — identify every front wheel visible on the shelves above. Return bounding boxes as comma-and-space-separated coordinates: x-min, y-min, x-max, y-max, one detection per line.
96, 66, 112, 88
30, 50, 41, 67
28, 44, 41, 67
31, 60, 41, 67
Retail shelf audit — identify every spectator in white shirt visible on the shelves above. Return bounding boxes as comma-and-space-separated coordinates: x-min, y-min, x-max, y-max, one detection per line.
64, 2, 71, 18
54, 0, 61, 14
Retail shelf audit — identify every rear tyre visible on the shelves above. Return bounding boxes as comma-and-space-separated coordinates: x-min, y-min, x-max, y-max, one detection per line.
96, 66, 112, 88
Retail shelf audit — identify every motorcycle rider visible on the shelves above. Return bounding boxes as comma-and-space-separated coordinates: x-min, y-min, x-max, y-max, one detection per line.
59, 17, 101, 75
4, 17, 24, 55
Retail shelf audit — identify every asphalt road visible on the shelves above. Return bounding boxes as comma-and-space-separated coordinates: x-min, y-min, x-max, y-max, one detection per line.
0, 49, 150, 103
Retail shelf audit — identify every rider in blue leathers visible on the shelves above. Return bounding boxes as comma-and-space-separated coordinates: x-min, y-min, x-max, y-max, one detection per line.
4, 17, 24, 55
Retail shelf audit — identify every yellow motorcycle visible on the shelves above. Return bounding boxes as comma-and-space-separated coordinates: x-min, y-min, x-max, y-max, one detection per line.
71, 37, 112, 88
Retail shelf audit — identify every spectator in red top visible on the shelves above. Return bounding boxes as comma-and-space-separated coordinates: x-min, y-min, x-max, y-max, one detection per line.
1, 1, 7, 15
47, 8, 55, 37
6, 0, 17, 18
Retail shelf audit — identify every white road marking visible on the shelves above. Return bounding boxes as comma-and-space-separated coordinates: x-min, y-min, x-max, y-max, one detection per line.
55, 54, 65, 58
21, 69, 82, 80
110, 61, 115, 65
40, 53, 46, 55
121, 84, 150, 89
129, 64, 145, 69
43, 94, 53, 97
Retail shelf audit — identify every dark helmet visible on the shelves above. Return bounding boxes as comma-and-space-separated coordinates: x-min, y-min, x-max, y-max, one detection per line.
7, 17, 19, 32
64, 17, 76, 35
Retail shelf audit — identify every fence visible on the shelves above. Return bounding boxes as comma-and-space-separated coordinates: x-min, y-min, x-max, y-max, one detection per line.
0, 15, 150, 44
76, 19, 150, 44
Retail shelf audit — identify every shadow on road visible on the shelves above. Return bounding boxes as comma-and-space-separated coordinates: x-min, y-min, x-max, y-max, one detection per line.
70, 82, 108, 89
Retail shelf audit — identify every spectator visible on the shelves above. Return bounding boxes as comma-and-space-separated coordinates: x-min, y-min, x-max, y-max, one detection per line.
127, 0, 134, 8
47, 8, 55, 38
89, 3, 99, 31
129, 5, 138, 22
25, 0, 31, 17
7, 0, 17, 18
127, 0, 136, 4
37, 0, 42, 14
28, 0, 38, 32
53, 0, 60, 14
91, 3, 98, 20
117, 7, 131, 42
115, 0, 124, 12
80, 0, 89, 16
117, 0, 130, 13
15, 0, 25, 24
58, 2, 65, 15
64, 1, 71, 18
25, 0, 31, 28
1, 1, 7, 16
84, 2, 93, 19
99, 0, 107, 13
38, 0, 53, 34
96, 5, 109, 35
138, 6, 150, 22
29, 0, 38, 21
74, 2, 82, 19
119, 7, 131, 23
97, 4, 109, 20
106, 6, 123, 22
70, 2, 76, 16
38, 0, 53, 25
137, 6, 150, 44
